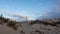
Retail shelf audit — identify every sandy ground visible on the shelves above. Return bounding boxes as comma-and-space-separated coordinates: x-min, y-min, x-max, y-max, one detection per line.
0, 24, 20, 34
0, 22, 60, 34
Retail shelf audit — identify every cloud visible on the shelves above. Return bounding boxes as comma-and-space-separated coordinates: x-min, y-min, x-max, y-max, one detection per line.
37, 0, 60, 19
6, 12, 27, 20
50, 0, 60, 18
11, 14, 25, 19
55, 0, 60, 13
0, 10, 27, 21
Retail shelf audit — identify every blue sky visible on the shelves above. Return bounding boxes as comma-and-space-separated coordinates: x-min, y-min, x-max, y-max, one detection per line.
0, 0, 60, 20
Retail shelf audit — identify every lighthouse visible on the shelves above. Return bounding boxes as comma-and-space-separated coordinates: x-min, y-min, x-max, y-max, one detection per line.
26, 16, 28, 22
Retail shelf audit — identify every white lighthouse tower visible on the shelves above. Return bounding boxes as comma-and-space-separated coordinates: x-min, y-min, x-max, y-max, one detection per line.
26, 16, 28, 22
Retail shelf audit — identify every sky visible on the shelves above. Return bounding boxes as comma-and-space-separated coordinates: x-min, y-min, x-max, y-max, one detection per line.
0, 0, 60, 21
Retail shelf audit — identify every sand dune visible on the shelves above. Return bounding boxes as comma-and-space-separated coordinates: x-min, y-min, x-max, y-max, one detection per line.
0, 17, 60, 34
